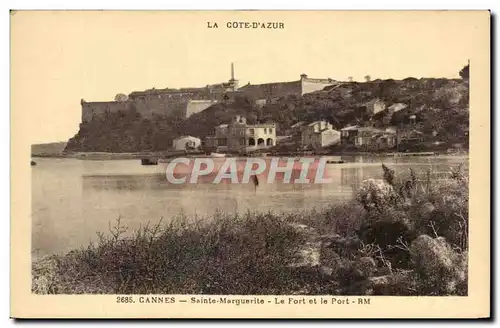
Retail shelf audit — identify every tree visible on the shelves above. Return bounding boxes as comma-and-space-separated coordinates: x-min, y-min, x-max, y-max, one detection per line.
459, 63, 469, 80
364, 75, 371, 82
115, 93, 129, 102
348, 76, 354, 82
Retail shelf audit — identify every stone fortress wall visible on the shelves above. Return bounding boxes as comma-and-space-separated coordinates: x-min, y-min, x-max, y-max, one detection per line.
300, 75, 337, 95
81, 87, 229, 123
80, 65, 337, 124
80, 64, 239, 123
81, 100, 130, 123
237, 81, 303, 101
237, 74, 337, 102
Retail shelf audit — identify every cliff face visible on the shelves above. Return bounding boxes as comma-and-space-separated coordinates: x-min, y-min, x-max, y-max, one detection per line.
65, 77, 469, 153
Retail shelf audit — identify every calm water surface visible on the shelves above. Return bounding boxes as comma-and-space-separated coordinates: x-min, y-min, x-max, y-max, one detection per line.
32, 155, 468, 258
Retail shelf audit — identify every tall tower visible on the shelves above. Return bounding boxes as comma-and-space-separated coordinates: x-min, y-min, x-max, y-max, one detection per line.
229, 62, 239, 91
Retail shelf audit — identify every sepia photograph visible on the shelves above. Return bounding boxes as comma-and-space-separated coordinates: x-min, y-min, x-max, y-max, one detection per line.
10, 10, 490, 318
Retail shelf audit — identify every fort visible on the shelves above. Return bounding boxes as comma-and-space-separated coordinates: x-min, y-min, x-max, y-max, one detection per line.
237, 73, 337, 105
80, 64, 337, 123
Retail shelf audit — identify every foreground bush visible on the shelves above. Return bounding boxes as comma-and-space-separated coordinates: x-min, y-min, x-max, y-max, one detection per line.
32, 165, 468, 295
33, 212, 313, 294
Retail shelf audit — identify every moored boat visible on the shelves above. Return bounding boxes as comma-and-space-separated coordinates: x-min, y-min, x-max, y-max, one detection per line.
210, 152, 226, 158
141, 158, 158, 165
325, 156, 344, 164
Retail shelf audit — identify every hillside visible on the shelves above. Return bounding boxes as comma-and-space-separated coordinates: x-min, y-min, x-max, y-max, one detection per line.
65, 74, 469, 153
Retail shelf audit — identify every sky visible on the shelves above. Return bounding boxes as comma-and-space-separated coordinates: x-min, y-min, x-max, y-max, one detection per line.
11, 11, 486, 144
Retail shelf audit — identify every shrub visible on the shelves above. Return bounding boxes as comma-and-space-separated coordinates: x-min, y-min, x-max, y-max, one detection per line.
352, 164, 468, 294
410, 235, 467, 295
33, 212, 311, 294
32, 165, 468, 296
356, 178, 397, 212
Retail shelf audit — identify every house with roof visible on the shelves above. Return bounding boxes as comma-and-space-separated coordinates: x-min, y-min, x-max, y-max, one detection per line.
340, 125, 397, 150
399, 129, 425, 144
388, 103, 408, 114
291, 121, 306, 129
340, 125, 360, 144
172, 135, 201, 151
205, 116, 277, 153
284, 121, 306, 142
300, 121, 340, 150
363, 98, 387, 116
377, 103, 409, 124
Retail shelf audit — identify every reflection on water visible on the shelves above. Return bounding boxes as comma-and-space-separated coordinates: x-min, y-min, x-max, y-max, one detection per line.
32, 155, 468, 258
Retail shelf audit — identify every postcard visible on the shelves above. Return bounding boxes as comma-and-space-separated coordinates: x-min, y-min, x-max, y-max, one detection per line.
10, 10, 490, 319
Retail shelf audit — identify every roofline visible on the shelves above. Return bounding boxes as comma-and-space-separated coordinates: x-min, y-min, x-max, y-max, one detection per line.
173, 135, 200, 141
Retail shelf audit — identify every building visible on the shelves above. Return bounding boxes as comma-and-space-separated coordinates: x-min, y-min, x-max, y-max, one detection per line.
238, 74, 337, 104
290, 121, 306, 129
81, 63, 239, 123
341, 126, 396, 150
285, 121, 306, 143
254, 99, 267, 107
388, 103, 408, 114
206, 116, 276, 153
172, 136, 201, 151
379, 103, 408, 125
385, 126, 398, 134
363, 98, 387, 116
300, 121, 340, 150
80, 66, 340, 124
340, 125, 360, 144
399, 129, 424, 144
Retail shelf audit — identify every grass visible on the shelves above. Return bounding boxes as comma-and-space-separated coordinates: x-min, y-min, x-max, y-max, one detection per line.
32, 165, 468, 296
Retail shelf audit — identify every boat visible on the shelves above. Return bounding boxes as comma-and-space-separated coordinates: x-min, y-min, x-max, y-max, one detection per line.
210, 152, 226, 158
325, 155, 344, 164
141, 158, 158, 165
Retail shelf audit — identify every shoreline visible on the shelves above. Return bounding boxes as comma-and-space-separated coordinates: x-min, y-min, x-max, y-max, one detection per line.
32, 150, 469, 161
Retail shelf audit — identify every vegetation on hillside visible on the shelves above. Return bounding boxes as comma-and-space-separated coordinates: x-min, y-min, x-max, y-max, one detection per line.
65, 67, 469, 153
33, 165, 468, 295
